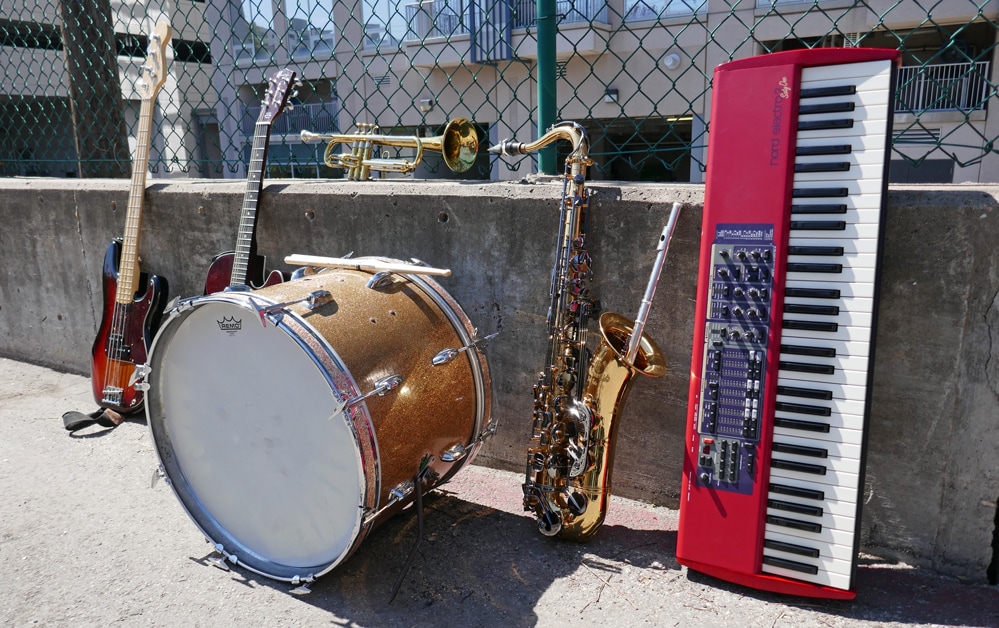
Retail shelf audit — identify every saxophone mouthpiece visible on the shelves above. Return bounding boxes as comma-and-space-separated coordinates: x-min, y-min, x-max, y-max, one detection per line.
487, 139, 524, 156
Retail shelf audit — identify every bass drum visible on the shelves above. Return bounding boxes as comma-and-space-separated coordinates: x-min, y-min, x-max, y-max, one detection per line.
143, 260, 492, 583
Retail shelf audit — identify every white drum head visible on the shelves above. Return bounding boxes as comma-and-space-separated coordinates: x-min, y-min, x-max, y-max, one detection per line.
146, 297, 367, 580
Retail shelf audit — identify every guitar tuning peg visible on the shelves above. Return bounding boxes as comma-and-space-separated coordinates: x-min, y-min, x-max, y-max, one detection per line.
294, 80, 303, 87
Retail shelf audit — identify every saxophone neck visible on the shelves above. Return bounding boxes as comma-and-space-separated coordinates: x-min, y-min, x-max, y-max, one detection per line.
488, 122, 591, 165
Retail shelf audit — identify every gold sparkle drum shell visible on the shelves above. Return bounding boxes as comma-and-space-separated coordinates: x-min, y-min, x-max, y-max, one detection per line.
143, 261, 492, 582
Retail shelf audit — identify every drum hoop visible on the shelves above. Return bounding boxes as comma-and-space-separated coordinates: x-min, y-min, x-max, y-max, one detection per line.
144, 293, 378, 582
398, 270, 493, 467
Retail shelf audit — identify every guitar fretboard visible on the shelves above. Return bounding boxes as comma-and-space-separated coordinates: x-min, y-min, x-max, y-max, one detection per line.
116, 96, 156, 305
231, 121, 272, 287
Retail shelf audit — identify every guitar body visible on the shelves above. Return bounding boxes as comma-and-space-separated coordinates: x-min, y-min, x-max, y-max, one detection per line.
203, 251, 287, 294
90, 240, 168, 414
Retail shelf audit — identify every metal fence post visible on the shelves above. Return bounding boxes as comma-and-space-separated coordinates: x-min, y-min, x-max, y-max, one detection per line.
536, 0, 557, 174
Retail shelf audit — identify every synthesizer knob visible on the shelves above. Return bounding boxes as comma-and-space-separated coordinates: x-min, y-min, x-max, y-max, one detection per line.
734, 287, 745, 297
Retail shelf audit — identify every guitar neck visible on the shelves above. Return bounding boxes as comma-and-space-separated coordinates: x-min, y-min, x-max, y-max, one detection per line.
116, 96, 156, 305
230, 122, 272, 287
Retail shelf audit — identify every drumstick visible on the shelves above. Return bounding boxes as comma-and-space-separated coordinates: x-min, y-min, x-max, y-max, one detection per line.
284, 254, 452, 277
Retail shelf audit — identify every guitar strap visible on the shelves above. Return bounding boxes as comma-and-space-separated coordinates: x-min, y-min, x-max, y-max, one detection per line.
61, 408, 125, 432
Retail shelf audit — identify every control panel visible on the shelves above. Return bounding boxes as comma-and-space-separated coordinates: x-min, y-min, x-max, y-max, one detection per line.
695, 224, 776, 494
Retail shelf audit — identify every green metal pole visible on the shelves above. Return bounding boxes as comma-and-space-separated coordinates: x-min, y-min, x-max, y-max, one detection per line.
536, 0, 557, 174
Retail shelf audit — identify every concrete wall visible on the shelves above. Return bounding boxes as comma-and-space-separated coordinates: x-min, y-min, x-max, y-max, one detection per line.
0, 178, 996, 584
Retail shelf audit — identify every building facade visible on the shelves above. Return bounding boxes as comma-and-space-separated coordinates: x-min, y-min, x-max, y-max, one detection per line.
2, 0, 997, 183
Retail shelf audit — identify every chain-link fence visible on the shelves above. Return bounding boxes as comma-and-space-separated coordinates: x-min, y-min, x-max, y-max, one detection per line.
1, 0, 997, 182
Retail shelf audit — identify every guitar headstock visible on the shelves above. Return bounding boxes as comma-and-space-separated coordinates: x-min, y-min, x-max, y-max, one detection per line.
261, 68, 299, 123
138, 22, 172, 101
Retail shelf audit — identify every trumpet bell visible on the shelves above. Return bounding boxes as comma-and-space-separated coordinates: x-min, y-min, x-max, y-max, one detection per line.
439, 118, 479, 173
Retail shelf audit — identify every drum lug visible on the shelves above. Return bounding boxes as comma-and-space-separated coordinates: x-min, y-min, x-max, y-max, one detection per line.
441, 444, 467, 462
329, 375, 403, 418
431, 332, 500, 366
389, 479, 415, 502
365, 271, 394, 290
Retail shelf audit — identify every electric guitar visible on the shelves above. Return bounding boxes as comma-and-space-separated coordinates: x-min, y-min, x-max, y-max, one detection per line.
90, 22, 171, 416
203, 68, 297, 294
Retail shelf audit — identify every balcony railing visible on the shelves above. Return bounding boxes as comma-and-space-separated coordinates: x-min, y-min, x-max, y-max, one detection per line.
241, 102, 340, 137
896, 61, 992, 113
405, 1, 468, 39
624, 0, 705, 22
403, 0, 608, 40
511, 0, 609, 27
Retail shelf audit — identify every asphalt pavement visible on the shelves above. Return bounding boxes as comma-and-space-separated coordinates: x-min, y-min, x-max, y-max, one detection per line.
1, 356, 997, 627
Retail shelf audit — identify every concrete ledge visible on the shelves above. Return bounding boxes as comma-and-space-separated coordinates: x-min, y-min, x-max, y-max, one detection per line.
0, 177, 996, 583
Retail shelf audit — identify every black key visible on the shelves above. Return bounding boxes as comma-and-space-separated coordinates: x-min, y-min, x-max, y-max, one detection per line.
771, 458, 827, 475
777, 385, 833, 401
764, 539, 821, 558
781, 343, 836, 357
796, 144, 852, 156
767, 514, 822, 533
784, 304, 840, 316
772, 441, 829, 457
779, 360, 835, 375
774, 417, 831, 433
790, 221, 847, 231
787, 262, 843, 273
784, 287, 841, 299
787, 246, 843, 256
799, 118, 854, 132
791, 203, 848, 214
762, 555, 820, 574
768, 498, 824, 517
800, 84, 857, 99
770, 482, 825, 501
799, 101, 856, 115
793, 187, 849, 198
784, 320, 839, 332
795, 161, 851, 173
774, 401, 832, 417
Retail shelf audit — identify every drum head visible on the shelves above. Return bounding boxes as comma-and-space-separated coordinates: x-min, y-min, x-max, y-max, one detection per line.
146, 297, 368, 581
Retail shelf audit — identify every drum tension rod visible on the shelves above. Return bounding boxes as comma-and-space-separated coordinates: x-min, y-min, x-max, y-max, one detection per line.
252, 290, 333, 327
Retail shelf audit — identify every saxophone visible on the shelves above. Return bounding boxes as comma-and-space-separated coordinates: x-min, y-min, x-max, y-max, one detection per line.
490, 123, 681, 540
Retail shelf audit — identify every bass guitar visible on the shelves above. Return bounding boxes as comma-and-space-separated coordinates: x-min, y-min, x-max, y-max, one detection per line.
203, 68, 297, 294
89, 22, 171, 417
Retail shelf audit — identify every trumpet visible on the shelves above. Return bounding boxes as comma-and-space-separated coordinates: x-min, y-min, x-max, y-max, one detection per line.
300, 117, 479, 180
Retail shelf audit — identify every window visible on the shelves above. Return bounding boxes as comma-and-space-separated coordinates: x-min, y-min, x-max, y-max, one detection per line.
363, 0, 407, 49
286, 0, 336, 59
233, 0, 278, 62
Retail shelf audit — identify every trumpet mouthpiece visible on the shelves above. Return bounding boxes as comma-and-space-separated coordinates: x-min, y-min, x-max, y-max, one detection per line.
300, 130, 319, 143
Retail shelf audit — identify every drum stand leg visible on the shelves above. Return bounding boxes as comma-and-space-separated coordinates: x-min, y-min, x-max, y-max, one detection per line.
389, 466, 432, 604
